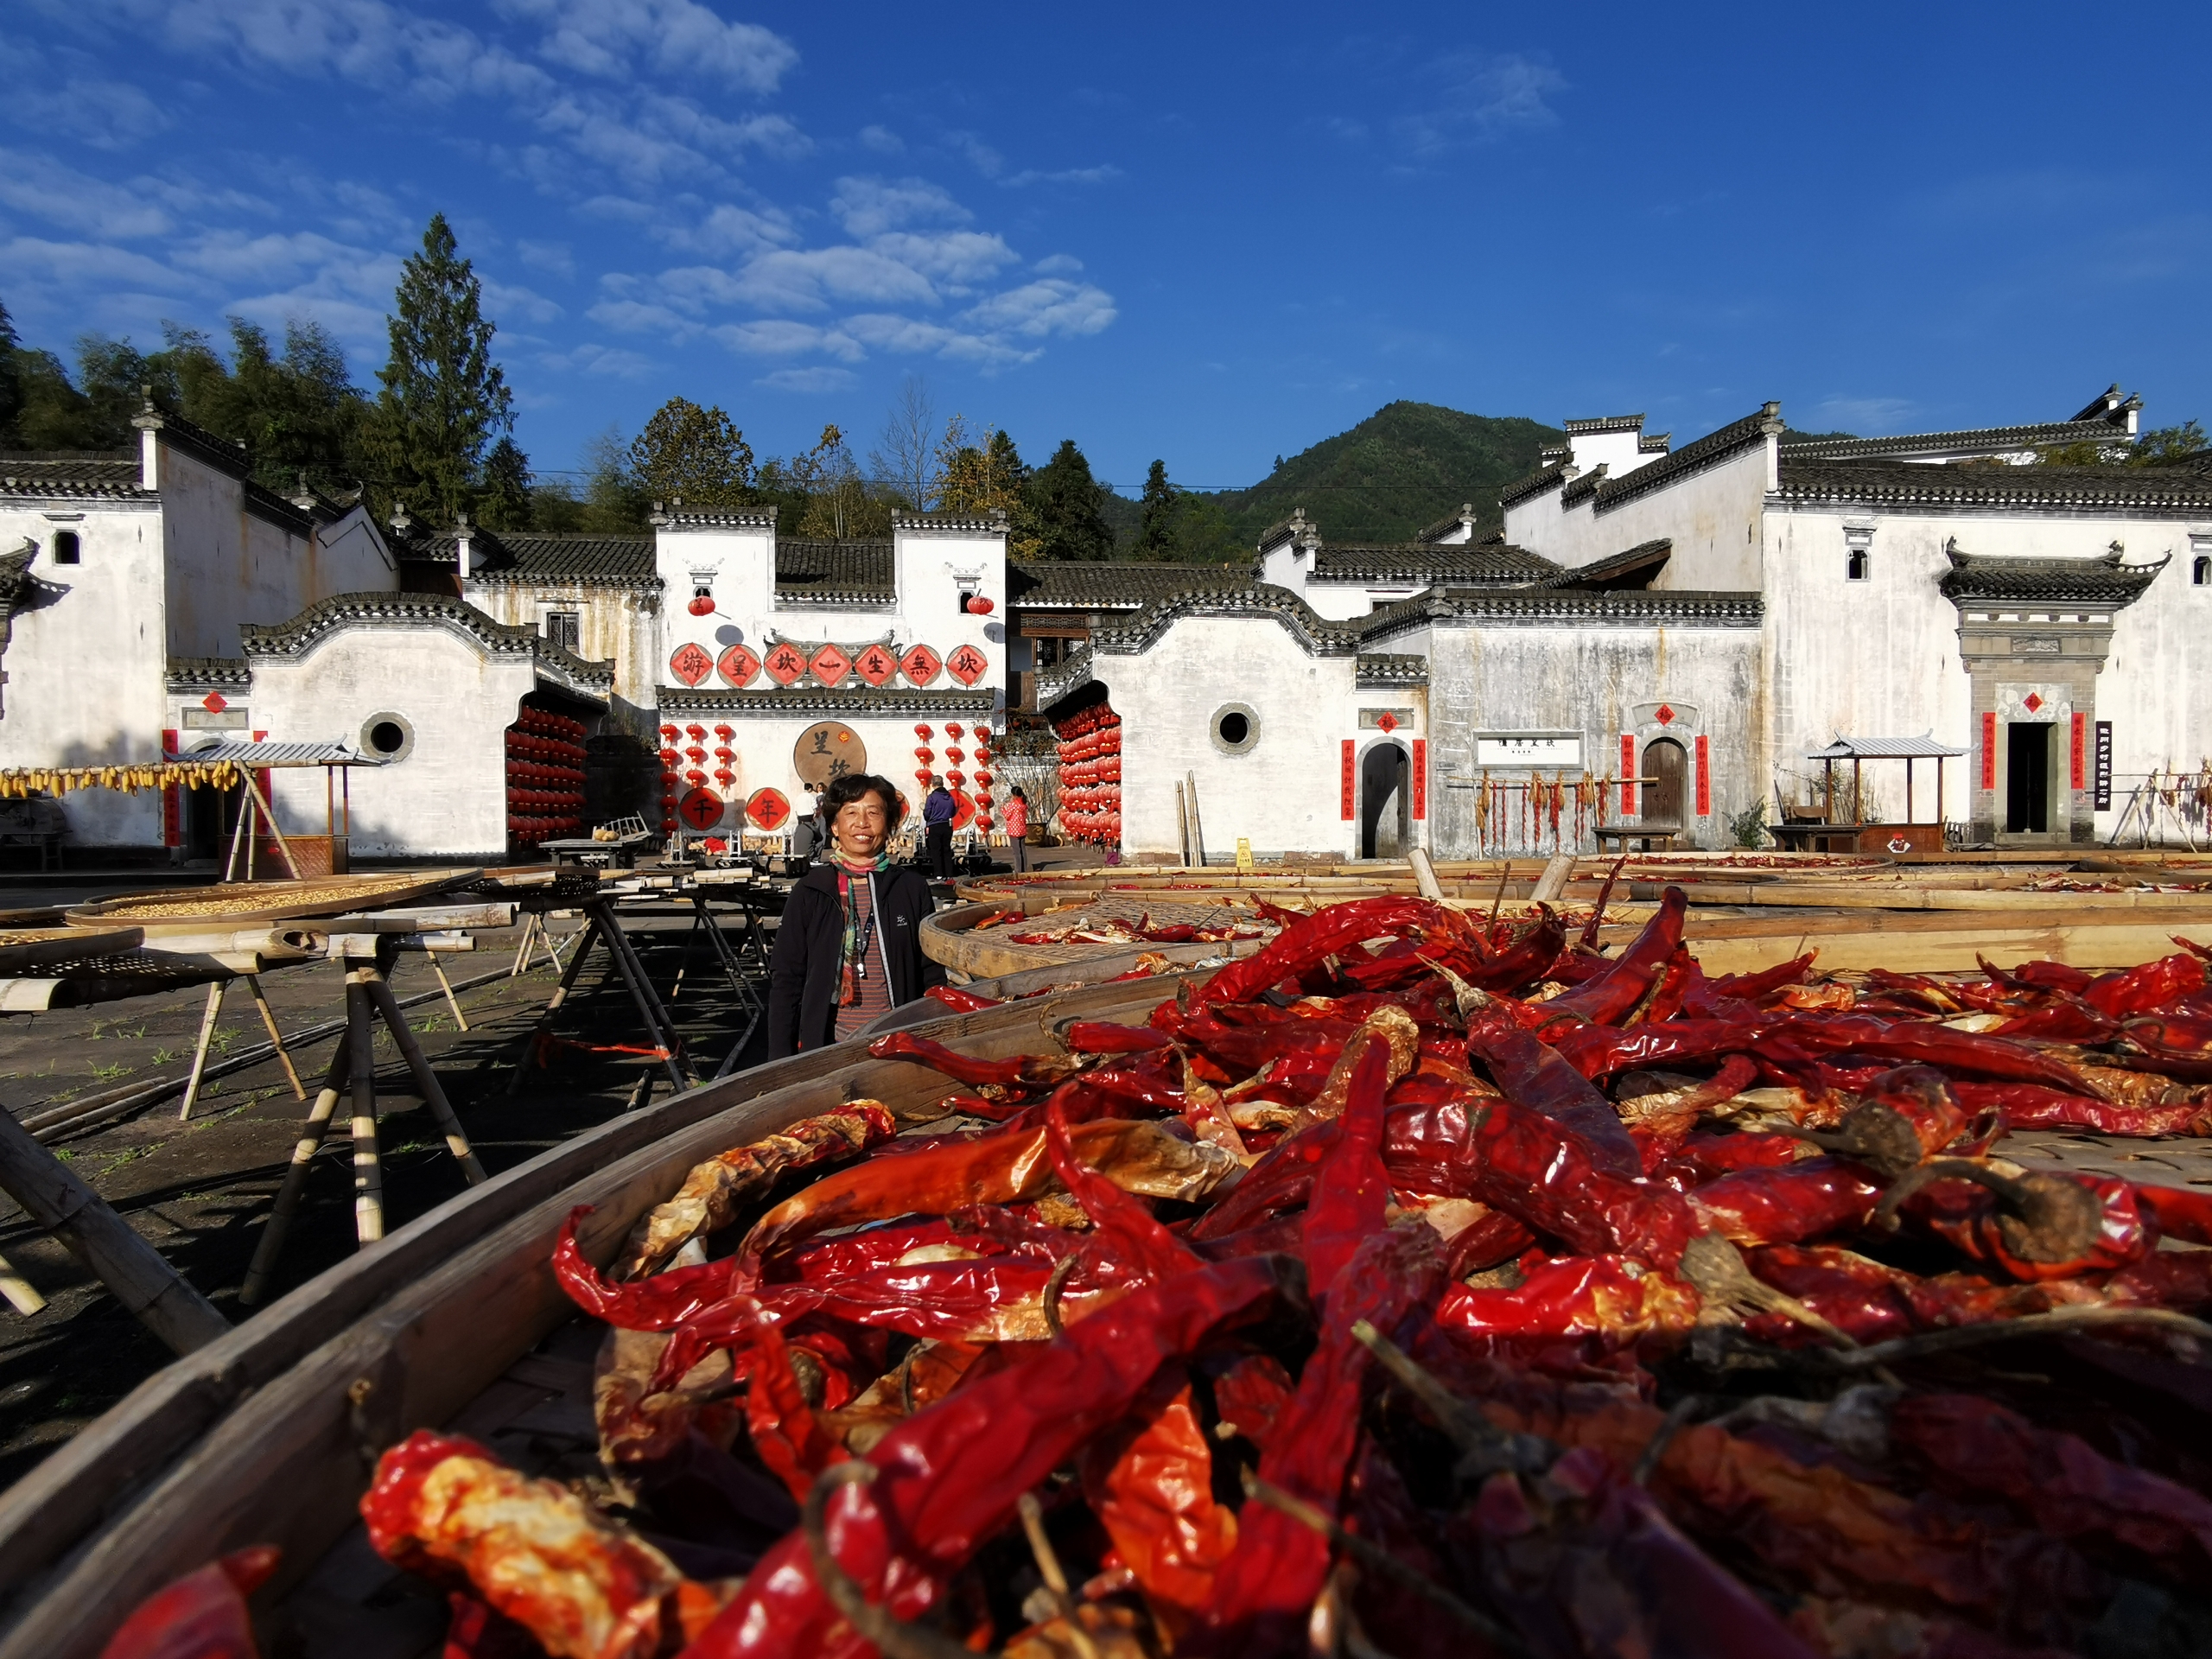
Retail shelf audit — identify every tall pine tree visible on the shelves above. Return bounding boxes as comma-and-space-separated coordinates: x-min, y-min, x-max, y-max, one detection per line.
1136, 459, 1179, 559
365, 214, 515, 524
1027, 439, 1114, 562
0, 298, 22, 445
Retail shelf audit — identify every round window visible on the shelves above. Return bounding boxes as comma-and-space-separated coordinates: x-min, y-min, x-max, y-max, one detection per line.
1210, 702, 1260, 755
359, 711, 416, 762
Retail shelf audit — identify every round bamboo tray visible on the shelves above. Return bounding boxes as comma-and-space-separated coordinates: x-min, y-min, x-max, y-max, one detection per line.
65, 869, 481, 931
924, 891, 1280, 978
0, 969, 1209, 1659
0, 926, 143, 976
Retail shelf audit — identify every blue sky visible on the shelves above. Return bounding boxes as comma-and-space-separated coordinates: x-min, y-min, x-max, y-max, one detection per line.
4, 2, 2206, 493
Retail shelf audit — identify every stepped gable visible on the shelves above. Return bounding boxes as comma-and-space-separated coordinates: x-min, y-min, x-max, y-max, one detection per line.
1536, 538, 1672, 589
1355, 652, 1428, 686
1938, 543, 2170, 606
773, 540, 894, 606
1776, 459, 2212, 513
238, 590, 614, 694
1497, 460, 1567, 508
1590, 403, 1783, 512
0, 454, 149, 500
166, 656, 252, 690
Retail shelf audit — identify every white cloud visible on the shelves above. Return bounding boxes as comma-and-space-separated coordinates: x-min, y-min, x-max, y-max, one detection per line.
963, 279, 1116, 339
869, 230, 1018, 285
656, 203, 798, 257
517, 239, 575, 276
718, 247, 941, 313
0, 235, 194, 292
498, 0, 798, 93
830, 176, 970, 239
1002, 164, 1122, 188
757, 365, 854, 392
3, 74, 171, 150
857, 125, 902, 155
715, 320, 862, 360
0, 149, 174, 238
484, 278, 563, 324
1395, 50, 1566, 155
1032, 253, 1084, 275
1810, 397, 1917, 433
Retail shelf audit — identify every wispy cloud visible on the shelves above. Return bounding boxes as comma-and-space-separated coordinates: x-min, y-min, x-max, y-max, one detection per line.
1395, 50, 1566, 155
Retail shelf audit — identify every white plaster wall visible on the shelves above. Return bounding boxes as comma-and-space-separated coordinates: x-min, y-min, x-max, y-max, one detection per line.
893, 524, 1006, 690
1101, 616, 1369, 860
1508, 442, 1772, 589
248, 629, 537, 857
465, 579, 662, 718
1258, 543, 1308, 595
0, 500, 168, 844
1421, 619, 1764, 856
1566, 428, 1662, 480
656, 521, 776, 664
1303, 581, 1399, 621
1764, 504, 2212, 834
658, 711, 982, 839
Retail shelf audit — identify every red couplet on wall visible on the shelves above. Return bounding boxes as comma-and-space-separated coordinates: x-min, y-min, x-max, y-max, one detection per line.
1694, 734, 1712, 817
1981, 711, 1998, 790
1411, 738, 1427, 820
1620, 734, 1637, 816
2069, 712, 2086, 791
1340, 740, 1356, 820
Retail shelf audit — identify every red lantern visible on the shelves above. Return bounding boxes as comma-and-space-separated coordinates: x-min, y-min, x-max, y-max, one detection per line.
660, 724, 679, 739
946, 722, 964, 740
685, 724, 706, 740
914, 724, 933, 740
713, 724, 734, 739
974, 769, 994, 787
914, 747, 934, 763
946, 768, 966, 785
975, 726, 993, 741
945, 746, 965, 764
967, 594, 995, 614
688, 590, 715, 616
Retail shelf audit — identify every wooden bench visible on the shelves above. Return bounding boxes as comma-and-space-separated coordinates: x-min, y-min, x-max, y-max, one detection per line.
1593, 821, 1681, 852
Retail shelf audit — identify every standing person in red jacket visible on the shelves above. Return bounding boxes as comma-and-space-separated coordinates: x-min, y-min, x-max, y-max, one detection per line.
1002, 785, 1029, 873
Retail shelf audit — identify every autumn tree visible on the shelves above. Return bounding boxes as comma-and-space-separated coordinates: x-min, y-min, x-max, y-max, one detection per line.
779, 423, 888, 539
868, 374, 937, 508
364, 213, 515, 523
630, 396, 755, 510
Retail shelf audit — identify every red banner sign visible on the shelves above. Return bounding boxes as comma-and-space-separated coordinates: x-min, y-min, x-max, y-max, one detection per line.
743, 787, 790, 830
854, 642, 897, 686
1411, 738, 1427, 820
1980, 711, 1998, 791
1620, 734, 1637, 816
1341, 740, 1356, 820
764, 642, 808, 686
716, 644, 760, 687
669, 642, 713, 687
946, 643, 988, 687
162, 728, 181, 847
1694, 734, 1711, 817
2069, 712, 2086, 791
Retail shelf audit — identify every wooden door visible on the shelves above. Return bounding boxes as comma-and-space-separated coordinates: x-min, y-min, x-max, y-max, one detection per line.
1644, 738, 1686, 824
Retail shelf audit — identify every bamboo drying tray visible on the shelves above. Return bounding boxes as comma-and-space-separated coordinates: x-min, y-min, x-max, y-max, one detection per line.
64, 869, 481, 931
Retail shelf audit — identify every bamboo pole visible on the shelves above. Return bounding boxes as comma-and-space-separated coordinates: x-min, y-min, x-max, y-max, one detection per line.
1175, 782, 1192, 868
428, 956, 469, 1031
1185, 771, 1206, 868
345, 971, 383, 1244
238, 1041, 350, 1306
175, 980, 226, 1121
0, 1106, 227, 1355
0, 1249, 46, 1317
241, 974, 306, 1101
503, 917, 603, 1095
363, 973, 486, 1185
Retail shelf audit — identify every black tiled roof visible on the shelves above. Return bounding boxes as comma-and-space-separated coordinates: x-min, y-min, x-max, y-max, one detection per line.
1562, 414, 1645, 435
1355, 653, 1428, 686
1779, 421, 2133, 462
0, 455, 149, 499
773, 540, 895, 605
1310, 543, 1557, 585
1536, 538, 1672, 590
1775, 460, 2212, 512
132, 405, 251, 480
167, 656, 252, 690
1939, 547, 2169, 606
1414, 506, 1477, 543
238, 592, 613, 694
242, 478, 313, 537
437, 531, 659, 583
1361, 586, 1763, 642
1010, 563, 1252, 609
1090, 582, 1363, 658
1561, 467, 1607, 507
660, 686, 995, 716
1497, 461, 1567, 508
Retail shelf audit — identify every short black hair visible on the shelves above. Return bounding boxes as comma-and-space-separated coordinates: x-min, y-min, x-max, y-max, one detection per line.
823, 771, 904, 828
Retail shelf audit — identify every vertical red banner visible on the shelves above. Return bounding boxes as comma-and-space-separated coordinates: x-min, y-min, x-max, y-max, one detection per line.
2069, 712, 2086, 791
1620, 734, 1637, 816
1411, 739, 1427, 819
1694, 734, 1711, 817
161, 728, 181, 848
1340, 739, 1356, 820
1980, 711, 1997, 790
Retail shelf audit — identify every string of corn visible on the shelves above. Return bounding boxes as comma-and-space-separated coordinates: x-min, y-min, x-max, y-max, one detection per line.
0, 760, 245, 798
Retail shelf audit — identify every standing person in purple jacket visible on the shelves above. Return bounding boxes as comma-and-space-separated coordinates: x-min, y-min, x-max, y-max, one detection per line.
922, 774, 957, 880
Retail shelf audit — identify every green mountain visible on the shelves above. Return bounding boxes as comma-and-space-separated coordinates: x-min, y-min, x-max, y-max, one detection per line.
1108, 401, 1565, 558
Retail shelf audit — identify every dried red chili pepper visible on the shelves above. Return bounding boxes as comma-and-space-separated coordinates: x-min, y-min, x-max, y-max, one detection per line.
1691, 1157, 1885, 1248
1198, 895, 1446, 1006
99, 1546, 281, 1659
1064, 1020, 1173, 1054
1046, 1092, 1199, 1283
1890, 1393, 2212, 1579
1764, 1014, 2104, 1095
1535, 885, 1687, 1026
2082, 951, 2208, 1017
1192, 1223, 1446, 1656
1885, 1163, 2153, 1281
864, 1029, 1088, 1090
1209, 1352, 1296, 1451
1465, 1014, 1645, 1178
738, 1303, 849, 1502
924, 985, 1001, 1013
1742, 1244, 2090, 1344
1950, 1081, 2207, 1138
2112, 1020, 2212, 1083
1549, 1015, 1765, 1082
1436, 1252, 1698, 1349
556, 1210, 733, 1331
678, 1256, 1299, 1659
1989, 995, 2120, 1044
1300, 1027, 1393, 1300
1704, 952, 1821, 1006
2131, 1182, 2212, 1244
1076, 1368, 1239, 1629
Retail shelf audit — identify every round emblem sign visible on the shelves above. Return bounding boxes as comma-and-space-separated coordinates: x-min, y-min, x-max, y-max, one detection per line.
946, 643, 988, 687
669, 642, 714, 687
793, 721, 866, 791
810, 643, 852, 686
854, 642, 898, 686
950, 787, 976, 831
717, 644, 760, 687
677, 786, 724, 830
764, 641, 808, 686
899, 644, 942, 685
746, 787, 791, 830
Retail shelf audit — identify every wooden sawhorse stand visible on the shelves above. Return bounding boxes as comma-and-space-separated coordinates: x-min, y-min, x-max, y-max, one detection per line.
504, 896, 695, 1105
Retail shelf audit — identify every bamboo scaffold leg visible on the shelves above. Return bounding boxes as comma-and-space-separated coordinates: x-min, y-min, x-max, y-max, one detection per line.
503, 915, 604, 1095
238, 1040, 349, 1306
346, 969, 383, 1244
363, 972, 486, 1185
0, 1249, 47, 1316
176, 979, 227, 1121
428, 954, 469, 1032
241, 973, 306, 1101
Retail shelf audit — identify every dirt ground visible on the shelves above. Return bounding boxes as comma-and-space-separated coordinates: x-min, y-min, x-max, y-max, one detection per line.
0, 899, 766, 1491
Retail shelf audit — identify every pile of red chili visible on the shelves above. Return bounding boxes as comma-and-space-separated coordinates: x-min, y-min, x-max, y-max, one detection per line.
113, 890, 2212, 1659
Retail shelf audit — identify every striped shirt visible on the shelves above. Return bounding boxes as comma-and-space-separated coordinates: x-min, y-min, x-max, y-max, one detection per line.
834, 871, 896, 1041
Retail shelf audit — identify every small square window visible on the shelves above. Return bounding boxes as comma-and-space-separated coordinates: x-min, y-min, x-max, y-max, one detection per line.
2195, 555, 2209, 587
1847, 549, 1870, 582
51, 531, 80, 565
543, 612, 581, 650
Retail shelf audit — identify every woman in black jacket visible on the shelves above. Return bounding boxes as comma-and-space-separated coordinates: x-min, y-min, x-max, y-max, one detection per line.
765, 772, 940, 1054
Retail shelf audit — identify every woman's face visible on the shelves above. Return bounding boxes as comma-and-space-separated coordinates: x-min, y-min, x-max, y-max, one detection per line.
831, 790, 891, 859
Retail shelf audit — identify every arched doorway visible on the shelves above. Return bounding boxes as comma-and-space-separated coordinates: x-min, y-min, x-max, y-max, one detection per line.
1643, 737, 1687, 828
1360, 741, 1409, 859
